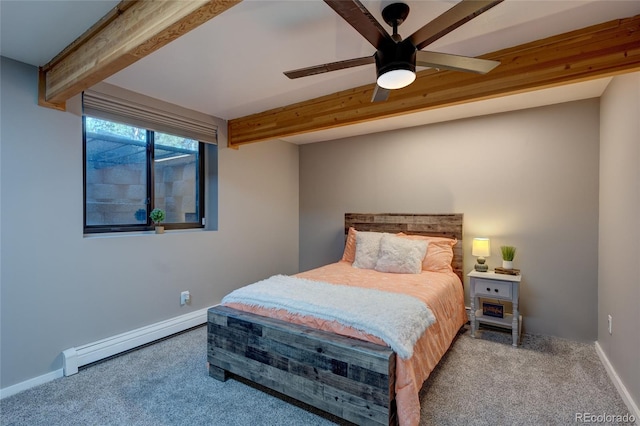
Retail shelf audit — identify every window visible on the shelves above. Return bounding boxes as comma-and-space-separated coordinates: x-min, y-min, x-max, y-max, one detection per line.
84, 116, 205, 233
82, 85, 217, 233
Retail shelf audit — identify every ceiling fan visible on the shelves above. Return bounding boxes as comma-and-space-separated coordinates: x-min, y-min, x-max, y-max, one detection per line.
284, 0, 503, 102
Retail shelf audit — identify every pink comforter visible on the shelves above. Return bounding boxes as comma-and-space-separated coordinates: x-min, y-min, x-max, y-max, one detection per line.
225, 260, 466, 426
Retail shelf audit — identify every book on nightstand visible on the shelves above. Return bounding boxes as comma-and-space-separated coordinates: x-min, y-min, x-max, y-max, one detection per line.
494, 267, 521, 276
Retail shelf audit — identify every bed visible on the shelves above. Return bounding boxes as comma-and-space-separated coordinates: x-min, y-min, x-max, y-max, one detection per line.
207, 213, 465, 426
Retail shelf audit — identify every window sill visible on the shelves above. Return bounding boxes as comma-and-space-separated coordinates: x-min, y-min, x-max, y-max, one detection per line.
83, 228, 208, 238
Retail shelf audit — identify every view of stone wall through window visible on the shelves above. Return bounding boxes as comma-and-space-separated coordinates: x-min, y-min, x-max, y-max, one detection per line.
85, 117, 199, 227
154, 155, 198, 224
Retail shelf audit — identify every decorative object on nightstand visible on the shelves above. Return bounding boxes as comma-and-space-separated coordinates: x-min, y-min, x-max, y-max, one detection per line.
500, 245, 516, 269
495, 266, 520, 276
468, 270, 522, 346
482, 301, 504, 318
472, 238, 491, 272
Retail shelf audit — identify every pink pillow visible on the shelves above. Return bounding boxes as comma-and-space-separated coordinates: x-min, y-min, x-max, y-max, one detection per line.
397, 233, 457, 272
341, 227, 357, 263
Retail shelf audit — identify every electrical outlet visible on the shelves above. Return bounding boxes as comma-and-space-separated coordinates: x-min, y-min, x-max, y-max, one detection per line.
180, 291, 191, 306
607, 314, 612, 335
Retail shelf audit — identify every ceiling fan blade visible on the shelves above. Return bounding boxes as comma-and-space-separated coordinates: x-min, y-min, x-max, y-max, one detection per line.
416, 51, 500, 74
409, 0, 503, 51
371, 85, 390, 102
324, 0, 391, 49
284, 56, 375, 79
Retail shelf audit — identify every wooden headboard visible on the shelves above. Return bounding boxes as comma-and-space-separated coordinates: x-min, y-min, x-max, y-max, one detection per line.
345, 213, 464, 281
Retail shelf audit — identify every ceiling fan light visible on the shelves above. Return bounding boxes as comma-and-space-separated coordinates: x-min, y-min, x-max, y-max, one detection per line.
377, 68, 416, 90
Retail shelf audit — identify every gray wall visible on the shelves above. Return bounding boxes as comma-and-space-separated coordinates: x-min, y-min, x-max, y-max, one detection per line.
3, 51, 637, 411
598, 72, 640, 409
0, 57, 299, 389
300, 99, 601, 341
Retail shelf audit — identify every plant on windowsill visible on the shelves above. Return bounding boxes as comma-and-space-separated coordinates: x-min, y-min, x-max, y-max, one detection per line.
500, 245, 516, 270
150, 208, 166, 234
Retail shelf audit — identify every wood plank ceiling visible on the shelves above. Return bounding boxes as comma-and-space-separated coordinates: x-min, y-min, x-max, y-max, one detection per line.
38, 1, 640, 147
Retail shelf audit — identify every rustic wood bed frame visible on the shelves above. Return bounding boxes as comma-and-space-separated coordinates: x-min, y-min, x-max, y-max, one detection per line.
207, 213, 463, 425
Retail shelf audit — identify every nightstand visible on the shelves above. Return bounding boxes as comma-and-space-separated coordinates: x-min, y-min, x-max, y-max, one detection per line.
468, 270, 522, 347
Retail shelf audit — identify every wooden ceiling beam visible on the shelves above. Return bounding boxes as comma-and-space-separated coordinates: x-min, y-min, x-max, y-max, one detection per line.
228, 14, 640, 148
38, 0, 241, 111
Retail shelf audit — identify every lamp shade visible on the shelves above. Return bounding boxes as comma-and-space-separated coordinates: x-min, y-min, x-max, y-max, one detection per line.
377, 69, 416, 90
472, 238, 491, 257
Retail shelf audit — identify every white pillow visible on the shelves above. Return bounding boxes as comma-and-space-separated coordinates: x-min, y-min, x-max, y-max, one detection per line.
353, 232, 386, 269
374, 234, 429, 274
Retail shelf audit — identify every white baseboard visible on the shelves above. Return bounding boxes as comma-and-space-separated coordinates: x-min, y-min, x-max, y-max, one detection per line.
1, 308, 209, 399
63, 307, 209, 375
0, 369, 64, 399
595, 341, 640, 424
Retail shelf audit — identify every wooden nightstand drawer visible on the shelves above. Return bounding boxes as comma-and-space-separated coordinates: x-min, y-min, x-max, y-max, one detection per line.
474, 279, 512, 298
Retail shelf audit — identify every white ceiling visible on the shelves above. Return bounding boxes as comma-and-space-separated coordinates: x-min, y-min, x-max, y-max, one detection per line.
2, 0, 639, 144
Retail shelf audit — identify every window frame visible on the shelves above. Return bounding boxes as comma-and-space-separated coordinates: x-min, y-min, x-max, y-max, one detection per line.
83, 115, 206, 234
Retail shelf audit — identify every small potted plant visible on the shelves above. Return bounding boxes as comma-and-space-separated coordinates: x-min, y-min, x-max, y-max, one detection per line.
500, 245, 516, 270
150, 208, 166, 234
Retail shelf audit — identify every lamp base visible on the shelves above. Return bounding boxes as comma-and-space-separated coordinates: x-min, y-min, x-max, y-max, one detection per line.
475, 257, 488, 272
474, 263, 488, 272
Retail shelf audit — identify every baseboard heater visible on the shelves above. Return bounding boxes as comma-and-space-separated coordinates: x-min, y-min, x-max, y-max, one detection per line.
62, 308, 208, 376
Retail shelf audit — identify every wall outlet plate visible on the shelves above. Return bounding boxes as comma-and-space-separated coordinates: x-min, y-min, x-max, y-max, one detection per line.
180, 291, 190, 306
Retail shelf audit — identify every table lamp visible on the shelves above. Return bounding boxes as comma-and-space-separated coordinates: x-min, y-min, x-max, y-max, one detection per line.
472, 237, 491, 272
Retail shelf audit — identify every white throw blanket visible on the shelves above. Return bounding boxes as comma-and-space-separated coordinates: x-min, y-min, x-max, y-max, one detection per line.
222, 275, 436, 359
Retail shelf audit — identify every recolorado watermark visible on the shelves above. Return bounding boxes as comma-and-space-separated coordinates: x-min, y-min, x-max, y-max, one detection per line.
575, 412, 636, 423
